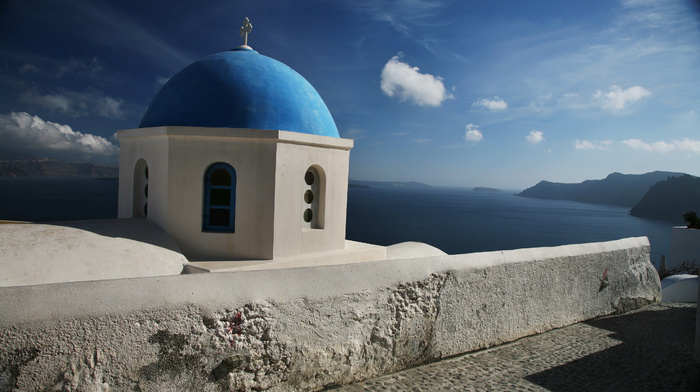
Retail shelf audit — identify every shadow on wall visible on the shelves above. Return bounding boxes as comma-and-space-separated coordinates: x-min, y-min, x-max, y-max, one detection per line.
525, 305, 699, 390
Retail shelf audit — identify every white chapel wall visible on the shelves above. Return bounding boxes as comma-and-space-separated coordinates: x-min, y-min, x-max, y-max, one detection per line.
273, 135, 351, 258
118, 127, 353, 262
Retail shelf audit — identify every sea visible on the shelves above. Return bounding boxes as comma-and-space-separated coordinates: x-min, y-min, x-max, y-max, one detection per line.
0, 177, 676, 267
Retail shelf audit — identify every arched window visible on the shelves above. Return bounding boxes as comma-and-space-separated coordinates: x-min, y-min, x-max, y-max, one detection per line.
203, 163, 236, 232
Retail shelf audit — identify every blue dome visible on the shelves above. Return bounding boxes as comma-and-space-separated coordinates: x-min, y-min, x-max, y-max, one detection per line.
139, 48, 339, 138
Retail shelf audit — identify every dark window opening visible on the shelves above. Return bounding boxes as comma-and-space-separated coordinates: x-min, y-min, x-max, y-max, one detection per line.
203, 163, 236, 232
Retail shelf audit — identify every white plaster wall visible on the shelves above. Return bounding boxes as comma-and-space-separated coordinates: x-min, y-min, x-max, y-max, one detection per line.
118, 132, 169, 224
669, 226, 700, 270
119, 127, 279, 261
165, 134, 278, 260
0, 237, 660, 391
274, 137, 350, 258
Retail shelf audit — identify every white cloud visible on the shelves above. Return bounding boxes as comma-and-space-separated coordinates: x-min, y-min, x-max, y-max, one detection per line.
473, 97, 508, 111
380, 54, 452, 106
593, 85, 651, 111
464, 124, 483, 142
575, 140, 595, 150
528, 94, 553, 111
96, 96, 124, 118
575, 139, 612, 150
526, 130, 544, 144
623, 138, 700, 153
19, 90, 71, 113
0, 112, 119, 162
411, 138, 431, 143
557, 93, 581, 106
19, 88, 124, 118
675, 138, 700, 153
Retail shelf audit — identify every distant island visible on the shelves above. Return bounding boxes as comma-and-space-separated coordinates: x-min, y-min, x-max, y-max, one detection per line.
473, 187, 500, 193
630, 174, 700, 221
0, 158, 118, 177
518, 171, 700, 222
349, 180, 430, 188
517, 171, 685, 207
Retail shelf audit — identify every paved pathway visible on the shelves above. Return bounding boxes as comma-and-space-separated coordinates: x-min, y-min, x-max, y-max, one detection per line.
331, 303, 699, 391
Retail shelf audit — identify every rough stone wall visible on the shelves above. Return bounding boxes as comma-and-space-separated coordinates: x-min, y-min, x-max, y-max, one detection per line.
0, 237, 660, 391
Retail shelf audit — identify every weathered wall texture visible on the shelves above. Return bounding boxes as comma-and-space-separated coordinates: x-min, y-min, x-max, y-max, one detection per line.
0, 237, 660, 391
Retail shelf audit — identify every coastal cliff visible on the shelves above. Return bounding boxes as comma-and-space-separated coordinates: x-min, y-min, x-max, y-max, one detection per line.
630, 175, 700, 221
517, 171, 685, 207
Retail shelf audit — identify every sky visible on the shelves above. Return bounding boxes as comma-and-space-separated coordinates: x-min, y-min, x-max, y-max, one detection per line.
1, 0, 699, 189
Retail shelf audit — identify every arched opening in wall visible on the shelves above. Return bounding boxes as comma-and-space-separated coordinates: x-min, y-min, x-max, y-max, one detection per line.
302, 165, 325, 229
132, 159, 148, 218
203, 162, 236, 232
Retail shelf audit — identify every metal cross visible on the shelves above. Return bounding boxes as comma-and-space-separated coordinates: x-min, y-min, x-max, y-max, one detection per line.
239, 17, 253, 46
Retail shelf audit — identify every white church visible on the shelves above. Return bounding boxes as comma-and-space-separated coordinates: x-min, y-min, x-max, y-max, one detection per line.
1, 19, 444, 287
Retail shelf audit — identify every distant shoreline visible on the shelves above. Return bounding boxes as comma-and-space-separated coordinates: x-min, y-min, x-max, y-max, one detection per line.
0, 159, 118, 178
473, 187, 501, 193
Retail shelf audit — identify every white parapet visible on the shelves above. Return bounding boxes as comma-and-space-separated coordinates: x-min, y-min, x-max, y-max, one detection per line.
0, 237, 660, 391
0, 218, 187, 287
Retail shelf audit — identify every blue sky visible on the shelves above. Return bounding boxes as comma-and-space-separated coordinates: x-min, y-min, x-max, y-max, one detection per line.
1, 0, 699, 189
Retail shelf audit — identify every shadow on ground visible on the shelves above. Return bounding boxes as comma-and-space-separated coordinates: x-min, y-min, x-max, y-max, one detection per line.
526, 304, 699, 391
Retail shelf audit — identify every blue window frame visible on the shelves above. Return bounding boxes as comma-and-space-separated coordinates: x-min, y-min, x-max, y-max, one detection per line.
203, 163, 236, 232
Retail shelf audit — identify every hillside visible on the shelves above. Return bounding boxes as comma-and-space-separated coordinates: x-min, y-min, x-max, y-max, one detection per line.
0, 158, 119, 177
516, 171, 685, 207
630, 174, 700, 221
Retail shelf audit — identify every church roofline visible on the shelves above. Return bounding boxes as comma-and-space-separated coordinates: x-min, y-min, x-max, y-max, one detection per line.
117, 126, 353, 150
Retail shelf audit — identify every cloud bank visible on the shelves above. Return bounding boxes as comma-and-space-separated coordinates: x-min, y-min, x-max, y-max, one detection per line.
0, 112, 119, 162
20, 88, 124, 118
464, 124, 483, 142
623, 138, 700, 153
575, 139, 612, 150
473, 97, 508, 111
381, 54, 452, 106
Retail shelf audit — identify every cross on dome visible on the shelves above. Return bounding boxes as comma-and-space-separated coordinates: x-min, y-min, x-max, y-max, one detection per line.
239, 17, 253, 48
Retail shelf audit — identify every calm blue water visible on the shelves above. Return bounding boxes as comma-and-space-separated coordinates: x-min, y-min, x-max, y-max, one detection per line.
0, 176, 118, 222
0, 177, 675, 266
346, 186, 674, 267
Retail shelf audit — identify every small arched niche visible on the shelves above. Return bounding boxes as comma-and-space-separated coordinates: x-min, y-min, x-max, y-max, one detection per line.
132, 159, 149, 218
302, 165, 325, 229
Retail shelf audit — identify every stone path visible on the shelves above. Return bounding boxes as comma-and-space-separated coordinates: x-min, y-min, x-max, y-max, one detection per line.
330, 303, 699, 391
